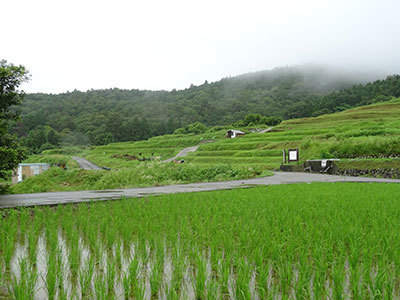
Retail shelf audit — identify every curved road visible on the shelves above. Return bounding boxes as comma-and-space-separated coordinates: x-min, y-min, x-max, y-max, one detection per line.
162, 146, 199, 163
1, 172, 400, 209
72, 156, 103, 170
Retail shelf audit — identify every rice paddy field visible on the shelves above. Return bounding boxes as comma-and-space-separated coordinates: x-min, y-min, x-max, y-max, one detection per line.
2, 182, 400, 299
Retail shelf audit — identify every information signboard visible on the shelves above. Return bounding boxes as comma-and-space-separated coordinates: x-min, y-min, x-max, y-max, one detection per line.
288, 149, 299, 162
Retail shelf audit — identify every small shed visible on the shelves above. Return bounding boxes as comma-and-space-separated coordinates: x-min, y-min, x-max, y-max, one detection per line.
226, 129, 245, 138
12, 163, 50, 184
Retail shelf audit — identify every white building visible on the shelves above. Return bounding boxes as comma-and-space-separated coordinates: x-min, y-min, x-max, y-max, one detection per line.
12, 163, 50, 184
226, 129, 245, 138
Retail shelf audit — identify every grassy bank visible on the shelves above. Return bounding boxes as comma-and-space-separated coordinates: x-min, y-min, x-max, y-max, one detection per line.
11, 163, 271, 194
336, 158, 400, 170
2, 182, 400, 298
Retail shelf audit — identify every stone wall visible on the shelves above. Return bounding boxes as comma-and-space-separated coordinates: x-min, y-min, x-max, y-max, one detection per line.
334, 168, 400, 179
280, 162, 400, 179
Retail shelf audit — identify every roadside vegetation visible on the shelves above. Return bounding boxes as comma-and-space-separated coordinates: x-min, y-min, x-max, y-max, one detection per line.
2, 182, 400, 298
11, 163, 269, 194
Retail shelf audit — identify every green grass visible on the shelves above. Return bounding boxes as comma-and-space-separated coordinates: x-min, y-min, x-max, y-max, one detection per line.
2, 182, 400, 298
0, 171, 12, 194
185, 97, 400, 168
11, 98, 400, 194
11, 163, 272, 193
336, 158, 400, 170
83, 97, 400, 171
82, 132, 225, 169
23, 153, 80, 169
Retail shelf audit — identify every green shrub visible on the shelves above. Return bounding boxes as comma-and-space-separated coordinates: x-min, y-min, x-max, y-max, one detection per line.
0, 183, 10, 194
173, 122, 208, 135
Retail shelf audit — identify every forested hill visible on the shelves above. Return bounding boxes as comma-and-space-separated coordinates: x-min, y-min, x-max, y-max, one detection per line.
12, 65, 400, 152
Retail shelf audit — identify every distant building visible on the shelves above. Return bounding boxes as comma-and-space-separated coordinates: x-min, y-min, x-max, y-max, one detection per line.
226, 129, 245, 138
12, 163, 50, 184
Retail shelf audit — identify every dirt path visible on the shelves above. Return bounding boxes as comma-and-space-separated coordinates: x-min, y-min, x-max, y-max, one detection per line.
1, 172, 400, 209
162, 146, 199, 163
72, 156, 103, 170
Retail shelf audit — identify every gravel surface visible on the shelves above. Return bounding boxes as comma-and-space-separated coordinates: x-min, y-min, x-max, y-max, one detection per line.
72, 156, 103, 170
1, 172, 400, 208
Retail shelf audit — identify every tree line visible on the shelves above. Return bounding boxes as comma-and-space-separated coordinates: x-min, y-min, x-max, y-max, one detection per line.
8, 65, 400, 153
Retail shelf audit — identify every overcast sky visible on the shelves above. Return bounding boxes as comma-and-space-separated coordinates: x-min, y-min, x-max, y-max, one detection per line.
2, 0, 400, 93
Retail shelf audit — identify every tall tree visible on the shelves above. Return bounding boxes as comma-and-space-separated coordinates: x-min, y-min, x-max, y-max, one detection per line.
0, 60, 29, 180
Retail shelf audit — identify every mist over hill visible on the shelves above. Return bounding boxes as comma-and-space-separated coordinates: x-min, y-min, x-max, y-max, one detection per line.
12, 65, 398, 152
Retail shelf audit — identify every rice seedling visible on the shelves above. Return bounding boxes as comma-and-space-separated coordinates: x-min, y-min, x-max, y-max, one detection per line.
105, 256, 116, 295
27, 218, 41, 268
133, 282, 146, 300
67, 231, 81, 282
45, 249, 57, 300
194, 251, 207, 299
0, 261, 3, 291
121, 274, 130, 299
94, 273, 108, 300
78, 255, 95, 299
114, 239, 122, 272
56, 248, 68, 300
149, 247, 163, 298
235, 258, 252, 300
9, 258, 37, 300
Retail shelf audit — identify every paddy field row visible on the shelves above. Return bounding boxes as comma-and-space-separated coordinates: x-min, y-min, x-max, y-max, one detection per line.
2, 182, 400, 299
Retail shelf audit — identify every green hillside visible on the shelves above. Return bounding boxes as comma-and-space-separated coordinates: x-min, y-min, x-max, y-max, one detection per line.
86, 97, 400, 170
10, 98, 400, 194
14, 65, 399, 153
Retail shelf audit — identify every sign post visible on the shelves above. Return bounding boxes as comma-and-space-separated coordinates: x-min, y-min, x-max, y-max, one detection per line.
287, 148, 299, 163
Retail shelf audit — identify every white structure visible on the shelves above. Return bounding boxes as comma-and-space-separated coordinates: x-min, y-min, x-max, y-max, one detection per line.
12, 163, 50, 184
226, 129, 245, 138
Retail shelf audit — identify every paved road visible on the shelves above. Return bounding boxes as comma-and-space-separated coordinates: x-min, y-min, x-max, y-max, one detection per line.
1, 172, 400, 209
72, 156, 103, 170
162, 146, 200, 163
259, 127, 273, 133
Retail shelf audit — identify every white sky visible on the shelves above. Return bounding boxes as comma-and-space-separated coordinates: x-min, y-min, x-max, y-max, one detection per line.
2, 0, 400, 93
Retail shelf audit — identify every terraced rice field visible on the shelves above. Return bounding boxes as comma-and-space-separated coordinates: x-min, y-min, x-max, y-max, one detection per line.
2, 182, 400, 299
84, 135, 208, 169
184, 98, 400, 168
26, 98, 400, 172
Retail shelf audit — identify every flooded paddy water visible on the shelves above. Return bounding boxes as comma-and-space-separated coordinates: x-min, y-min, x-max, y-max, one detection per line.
2, 231, 397, 299
5, 232, 231, 299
